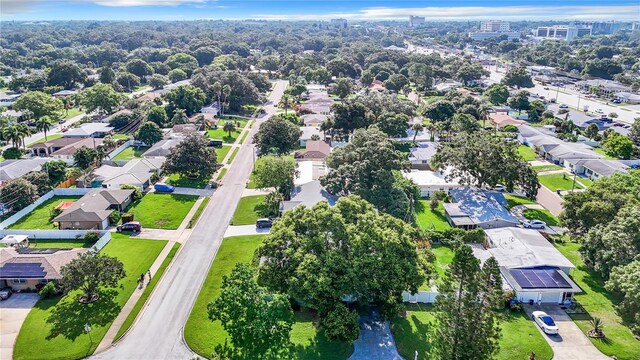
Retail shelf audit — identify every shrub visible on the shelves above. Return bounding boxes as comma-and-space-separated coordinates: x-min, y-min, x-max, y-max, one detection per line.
429, 197, 439, 211
84, 231, 100, 243
2, 147, 23, 159
120, 184, 142, 201
38, 281, 59, 299
321, 303, 360, 342
109, 210, 122, 225
122, 212, 134, 223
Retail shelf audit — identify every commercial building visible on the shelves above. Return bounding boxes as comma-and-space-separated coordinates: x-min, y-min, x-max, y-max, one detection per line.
468, 32, 520, 41
409, 16, 425, 27
535, 26, 583, 41
571, 21, 621, 35
330, 18, 347, 28
480, 21, 510, 32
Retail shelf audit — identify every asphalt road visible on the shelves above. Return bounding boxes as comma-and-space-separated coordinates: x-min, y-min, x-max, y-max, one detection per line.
92, 80, 287, 360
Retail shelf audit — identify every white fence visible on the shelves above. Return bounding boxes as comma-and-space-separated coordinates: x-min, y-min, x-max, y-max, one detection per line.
107, 139, 135, 159
0, 188, 91, 230
0, 229, 112, 251
402, 290, 440, 304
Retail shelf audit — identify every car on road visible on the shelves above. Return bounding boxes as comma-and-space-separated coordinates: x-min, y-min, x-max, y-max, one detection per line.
154, 182, 175, 193
543, 87, 549, 90
256, 218, 273, 229
611, 99, 622, 104
550, 98, 556, 103
595, 108, 604, 114
559, 104, 568, 109
0, 287, 12, 300
117, 221, 141, 232
523, 219, 546, 229
58, 119, 65, 124
532, 311, 559, 335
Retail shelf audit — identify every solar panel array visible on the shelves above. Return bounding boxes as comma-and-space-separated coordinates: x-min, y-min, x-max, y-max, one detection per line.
0, 263, 46, 278
510, 268, 571, 289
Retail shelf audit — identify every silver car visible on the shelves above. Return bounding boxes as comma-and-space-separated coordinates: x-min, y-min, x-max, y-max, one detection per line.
532, 311, 559, 335
0, 287, 12, 300
523, 220, 546, 229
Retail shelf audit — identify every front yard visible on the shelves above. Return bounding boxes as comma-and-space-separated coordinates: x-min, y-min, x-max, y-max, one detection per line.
554, 242, 640, 360
518, 145, 538, 161
522, 208, 560, 226
538, 173, 586, 192
206, 119, 247, 143
128, 193, 197, 229
230, 195, 268, 225
9, 196, 82, 229
13, 236, 166, 360
391, 304, 553, 360
112, 146, 148, 161
531, 164, 563, 173
166, 173, 210, 189
184, 235, 353, 359
415, 201, 451, 231
504, 194, 537, 209
215, 145, 232, 163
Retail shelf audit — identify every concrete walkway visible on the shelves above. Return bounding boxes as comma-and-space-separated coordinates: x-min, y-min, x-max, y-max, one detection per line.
95, 240, 178, 351
241, 188, 272, 197
224, 225, 271, 237
349, 312, 402, 360
0, 293, 39, 360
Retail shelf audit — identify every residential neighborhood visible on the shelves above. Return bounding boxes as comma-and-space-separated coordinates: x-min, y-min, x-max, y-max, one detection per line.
1, 6, 640, 360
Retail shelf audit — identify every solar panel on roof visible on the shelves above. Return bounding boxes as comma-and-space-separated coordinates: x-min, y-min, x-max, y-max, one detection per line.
510, 268, 571, 289
0, 263, 46, 279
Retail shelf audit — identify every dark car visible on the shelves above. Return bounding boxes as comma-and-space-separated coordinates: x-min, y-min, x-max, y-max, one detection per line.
0, 287, 13, 300
154, 182, 175, 193
117, 221, 141, 232
256, 218, 273, 229
208, 139, 223, 148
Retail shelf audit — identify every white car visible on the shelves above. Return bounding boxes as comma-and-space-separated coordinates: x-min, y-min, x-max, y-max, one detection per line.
523, 220, 546, 229
532, 311, 559, 335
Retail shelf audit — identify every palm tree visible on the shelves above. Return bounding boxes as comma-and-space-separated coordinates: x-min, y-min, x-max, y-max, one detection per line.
281, 94, 291, 115
36, 116, 53, 140
223, 121, 236, 138
16, 123, 31, 149
588, 317, 605, 338
222, 84, 231, 115
62, 97, 73, 116
2, 125, 22, 148
212, 82, 222, 115
95, 145, 109, 167
411, 122, 424, 144
102, 135, 117, 150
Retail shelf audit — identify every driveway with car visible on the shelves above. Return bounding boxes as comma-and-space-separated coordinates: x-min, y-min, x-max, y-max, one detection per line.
0, 293, 39, 360
524, 305, 609, 360
224, 224, 271, 237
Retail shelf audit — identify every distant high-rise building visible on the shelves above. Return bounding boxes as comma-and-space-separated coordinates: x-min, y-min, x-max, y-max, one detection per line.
330, 18, 347, 28
536, 26, 584, 41
480, 21, 510, 32
409, 16, 425, 27
571, 21, 621, 35
633, 22, 640, 32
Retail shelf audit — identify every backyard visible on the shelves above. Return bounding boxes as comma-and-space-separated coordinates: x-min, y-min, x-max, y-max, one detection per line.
112, 146, 148, 161
391, 304, 553, 360
9, 196, 82, 229
517, 145, 538, 161
207, 119, 247, 143
13, 236, 166, 360
431, 244, 454, 280
538, 173, 586, 192
416, 201, 451, 231
128, 193, 197, 229
230, 195, 268, 225
554, 242, 640, 360
166, 173, 210, 189
183, 235, 353, 359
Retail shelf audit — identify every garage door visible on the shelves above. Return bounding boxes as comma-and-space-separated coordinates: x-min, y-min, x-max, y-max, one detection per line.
540, 292, 560, 304
518, 292, 538, 303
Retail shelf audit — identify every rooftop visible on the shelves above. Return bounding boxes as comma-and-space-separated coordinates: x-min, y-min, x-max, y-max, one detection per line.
53, 189, 134, 223
0, 247, 89, 280
63, 123, 114, 137
445, 188, 518, 225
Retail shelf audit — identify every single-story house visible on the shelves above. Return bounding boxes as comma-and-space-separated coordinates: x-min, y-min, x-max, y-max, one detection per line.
549, 106, 606, 129
369, 80, 386, 92
402, 170, 461, 198
62, 123, 114, 138
30, 137, 84, 157
50, 138, 105, 160
435, 80, 462, 92
142, 138, 182, 158
570, 159, 639, 180
0, 92, 21, 107
281, 161, 336, 212
299, 127, 323, 147
443, 188, 519, 230
0, 158, 64, 185
488, 113, 526, 128
480, 227, 582, 304
1, 109, 24, 121
52, 90, 78, 97
200, 103, 220, 116
614, 92, 640, 104
53, 189, 135, 230
408, 142, 438, 170
295, 140, 331, 160
93, 158, 164, 189
301, 114, 328, 126
0, 247, 89, 291
517, 125, 602, 166
301, 102, 332, 115
136, 92, 162, 102
490, 106, 512, 114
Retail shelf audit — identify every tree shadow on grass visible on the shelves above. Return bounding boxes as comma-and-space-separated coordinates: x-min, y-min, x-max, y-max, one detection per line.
290, 310, 354, 360
46, 289, 121, 341
391, 304, 431, 359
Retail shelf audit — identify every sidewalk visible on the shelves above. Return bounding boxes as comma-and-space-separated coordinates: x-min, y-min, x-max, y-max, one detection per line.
95, 240, 177, 352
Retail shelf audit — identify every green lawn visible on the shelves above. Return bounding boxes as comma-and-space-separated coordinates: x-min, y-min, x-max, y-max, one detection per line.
9, 196, 82, 229
230, 195, 267, 225
593, 147, 616, 160
112, 134, 130, 140
112, 146, 149, 161
188, 197, 210, 229
27, 134, 63, 147
184, 235, 353, 359
531, 164, 563, 173
216, 167, 228, 181
416, 201, 451, 231
215, 146, 232, 163
207, 120, 247, 143
113, 242, 180, 341
63, 108, 83, 120
29, 238, 95, 248
128, 193, 197, 229
504, 194, 537, 209
522, 208, 560, 226
517, 145, 537, 161
538, 173, 585, 192
166, 173, 210, 189
14, 236, 166, 360
239, 129, 250, 144
431, 244, 454, 280
391, 304, 553, 360
227, 147, 239, 164
555, 242, 640, 360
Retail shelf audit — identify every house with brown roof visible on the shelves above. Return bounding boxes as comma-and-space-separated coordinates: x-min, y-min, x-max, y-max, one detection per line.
0, 247, 88, 291
489, 113, 526, 128
50, 138, 105, 159
53, 189, 134, 230
30, 137, 84, 157
295, 140, 331, 160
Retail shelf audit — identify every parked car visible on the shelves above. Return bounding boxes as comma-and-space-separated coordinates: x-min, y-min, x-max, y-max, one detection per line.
595, 108, 604, 114
532, 311, 559, 335
256, 218, 273, 229
611, 99, 622, 104
207, 139, 223, 147
0, 287, 12, 300
559, 104, 568, 109
543, 87, 549, 90
154, 182, 175, 193
493, 184, 506, 192
549, 98, 556, 103
613, 123, 624, 127
523, 219, 547, 229
58, 119, 65, 124
117, 221, 141, 232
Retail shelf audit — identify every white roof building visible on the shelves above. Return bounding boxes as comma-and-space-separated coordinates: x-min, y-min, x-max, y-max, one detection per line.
63, 123, 114, 138
402, 170, 461, 198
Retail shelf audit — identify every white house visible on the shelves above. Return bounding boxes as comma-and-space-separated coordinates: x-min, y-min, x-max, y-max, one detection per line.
402, 170, 461, 198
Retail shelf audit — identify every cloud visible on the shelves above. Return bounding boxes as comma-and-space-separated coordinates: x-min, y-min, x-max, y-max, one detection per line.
253, 5, 640, 21
1, 0, 41, 14
84, 0, 207, 6
0, 0, 209, 13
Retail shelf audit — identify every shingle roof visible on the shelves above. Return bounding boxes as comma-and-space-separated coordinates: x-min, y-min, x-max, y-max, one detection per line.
53, 189, 134, 223
447, 188, 518, 225
0, 247, 89, 280
0, 158, 53, 182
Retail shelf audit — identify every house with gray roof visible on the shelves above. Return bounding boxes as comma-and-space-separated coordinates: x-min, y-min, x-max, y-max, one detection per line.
569, 159, 640, 180
408, 142, 438, 170
93, 158, 164, 189
142, 138, 182, 158
443, 188, 519, 229
53, 189, 134, 230
0, 158, 67, 185
63, 123, 114, 138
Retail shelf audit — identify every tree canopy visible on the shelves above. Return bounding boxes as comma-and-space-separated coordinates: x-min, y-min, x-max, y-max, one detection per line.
60, 252, 126, 302
164, 85, 206, 116
13, 91, 63, 120
501, 67, 534, 88
79, 83, 124, 115
253, 115, 300, 156
136, 121, 164, 146
162, 133, 217, 179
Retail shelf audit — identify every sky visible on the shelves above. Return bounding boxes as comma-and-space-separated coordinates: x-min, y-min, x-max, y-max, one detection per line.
1, 0, 639, 21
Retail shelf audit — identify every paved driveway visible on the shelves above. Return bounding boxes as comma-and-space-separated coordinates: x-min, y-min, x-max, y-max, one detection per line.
224, 225, 270, 237
524, 305, 609, 360
0, 293, 39, 360
172, 187, 215, 196
349, 313, 402, 360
